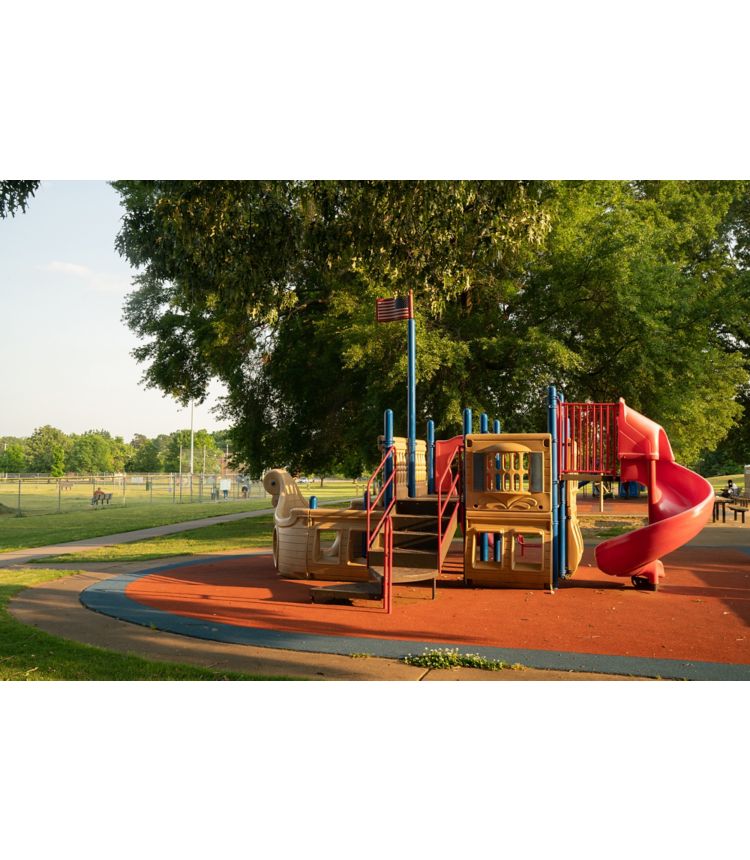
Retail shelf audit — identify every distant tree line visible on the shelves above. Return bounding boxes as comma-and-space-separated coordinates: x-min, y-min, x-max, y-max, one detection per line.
0, 427, 231, 476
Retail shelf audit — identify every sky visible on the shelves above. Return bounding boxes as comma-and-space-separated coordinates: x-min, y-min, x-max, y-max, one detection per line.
0, 181, 227, 441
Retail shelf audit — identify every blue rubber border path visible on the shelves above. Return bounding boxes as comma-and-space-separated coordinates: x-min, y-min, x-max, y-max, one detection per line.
80, 555, 750, 681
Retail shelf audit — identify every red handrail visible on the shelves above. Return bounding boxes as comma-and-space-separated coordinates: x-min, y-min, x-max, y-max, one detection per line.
366, 445, 397, 613
436, 443, 462, 576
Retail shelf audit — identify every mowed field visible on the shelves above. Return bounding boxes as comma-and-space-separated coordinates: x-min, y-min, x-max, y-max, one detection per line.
0, 479, 363, 553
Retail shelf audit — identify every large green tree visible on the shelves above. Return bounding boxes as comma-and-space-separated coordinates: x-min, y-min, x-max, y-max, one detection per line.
113, 180, 750, 474
0, 443, 27, 473
67, 432, 115, 475
129, 439, 162, 473
113, 180, 550, 475
26, 426, 71, 473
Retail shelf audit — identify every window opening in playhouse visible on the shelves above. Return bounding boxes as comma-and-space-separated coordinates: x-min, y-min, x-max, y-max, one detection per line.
512, 530, 544, 572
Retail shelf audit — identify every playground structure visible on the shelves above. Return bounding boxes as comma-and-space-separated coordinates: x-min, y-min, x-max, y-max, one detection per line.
265, 387, 714, 611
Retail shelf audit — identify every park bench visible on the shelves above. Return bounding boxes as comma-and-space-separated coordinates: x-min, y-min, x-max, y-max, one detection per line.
91, 493, 113, 506
728, 496, 749, 524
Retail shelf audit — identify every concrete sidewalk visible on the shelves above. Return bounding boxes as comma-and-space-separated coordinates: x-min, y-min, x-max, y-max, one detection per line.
0, 508, 277, 567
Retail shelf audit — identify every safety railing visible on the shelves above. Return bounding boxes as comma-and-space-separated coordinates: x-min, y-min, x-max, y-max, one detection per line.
436, 443, 462, 576
366, 444, 398, 613
558, 402, 619, 475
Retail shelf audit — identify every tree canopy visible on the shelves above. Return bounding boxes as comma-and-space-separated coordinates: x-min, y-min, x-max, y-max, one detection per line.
0, 180, 39, 218
112, 180, 750, 475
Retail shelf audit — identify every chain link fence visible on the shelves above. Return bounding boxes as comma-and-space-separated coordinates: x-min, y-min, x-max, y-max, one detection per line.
0, 473, 266, 517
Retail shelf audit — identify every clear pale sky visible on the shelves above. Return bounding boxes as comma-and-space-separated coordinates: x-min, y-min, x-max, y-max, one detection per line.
0, 181, 226, 441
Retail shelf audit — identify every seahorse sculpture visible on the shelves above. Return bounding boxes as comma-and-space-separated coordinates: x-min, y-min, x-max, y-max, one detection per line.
262, 469, 311, 576
263, 469, 308, 525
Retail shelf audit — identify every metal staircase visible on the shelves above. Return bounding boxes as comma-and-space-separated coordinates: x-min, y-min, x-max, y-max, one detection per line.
310, 495, 460, 606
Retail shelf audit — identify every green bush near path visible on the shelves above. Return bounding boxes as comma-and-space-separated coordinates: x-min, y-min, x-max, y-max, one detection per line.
0, 568, 295, 681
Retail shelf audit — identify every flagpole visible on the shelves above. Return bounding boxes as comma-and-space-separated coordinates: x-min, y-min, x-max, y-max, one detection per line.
407, 290, 416, 498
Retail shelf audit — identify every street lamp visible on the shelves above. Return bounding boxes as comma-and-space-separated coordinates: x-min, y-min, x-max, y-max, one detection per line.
189, 398, 195, 476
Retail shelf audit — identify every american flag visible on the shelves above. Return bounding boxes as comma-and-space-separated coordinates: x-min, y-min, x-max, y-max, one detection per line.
375, 293, 413, 323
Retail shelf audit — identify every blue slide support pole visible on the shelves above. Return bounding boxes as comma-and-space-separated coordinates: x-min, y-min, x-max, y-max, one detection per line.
462, 408, 472, 537
492, 418, 502, 562
384, 409, 394, 507
427, 419, 435, 494
480, 413, 489, 561
548, 386, 559, 589
309, 496, 318, 509
558, 392, 568, 579
407, 314, 417, 498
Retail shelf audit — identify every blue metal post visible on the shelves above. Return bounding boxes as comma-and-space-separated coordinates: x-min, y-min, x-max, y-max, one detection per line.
493, 418, 502, 490
492, 417, 501, 562
463, 408, 473, 437
427, 419, 435, 494
384, 409, 394, 507
547, 386, 559, 589
558, 392, 568, 579
407, 311, 417, 498
309, 496, 318, 509
480, 412, 489, 561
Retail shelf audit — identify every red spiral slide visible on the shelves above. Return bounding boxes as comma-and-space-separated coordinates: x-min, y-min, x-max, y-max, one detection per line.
595, 401, 714, 588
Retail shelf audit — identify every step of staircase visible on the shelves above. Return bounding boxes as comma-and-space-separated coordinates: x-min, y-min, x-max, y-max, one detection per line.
390, 513, 454, 533
369, 546, 439, 569
310, 580, 383, 604
391, 529, 439, 551
395, 497, 457, 516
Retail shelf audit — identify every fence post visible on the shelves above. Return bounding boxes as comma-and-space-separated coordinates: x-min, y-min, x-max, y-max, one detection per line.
17, 478, 21, 516
58, 478, 62, 513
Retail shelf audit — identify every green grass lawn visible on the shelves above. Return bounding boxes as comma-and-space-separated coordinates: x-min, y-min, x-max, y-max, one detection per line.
0, 500, 270, 553
0, 484, 360, 554
39, 515, 276, 563
0, 567, 295, 680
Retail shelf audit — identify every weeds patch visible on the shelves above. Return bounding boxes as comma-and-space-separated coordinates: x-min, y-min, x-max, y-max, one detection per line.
403, 647, 525, 672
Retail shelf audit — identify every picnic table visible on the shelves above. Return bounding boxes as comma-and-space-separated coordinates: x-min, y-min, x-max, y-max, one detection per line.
714, 495, 749, 524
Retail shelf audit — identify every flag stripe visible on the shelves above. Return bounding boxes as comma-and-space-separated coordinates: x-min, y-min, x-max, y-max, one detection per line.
376, 296, 413, 322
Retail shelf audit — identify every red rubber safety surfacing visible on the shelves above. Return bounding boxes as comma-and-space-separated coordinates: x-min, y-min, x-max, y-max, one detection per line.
124, 547, 750, 666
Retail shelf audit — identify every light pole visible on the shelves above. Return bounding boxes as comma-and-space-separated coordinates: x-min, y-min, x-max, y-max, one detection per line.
189, 399, 195, 476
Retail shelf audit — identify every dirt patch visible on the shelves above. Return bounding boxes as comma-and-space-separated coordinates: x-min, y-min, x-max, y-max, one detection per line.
578, 516, 647, 539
